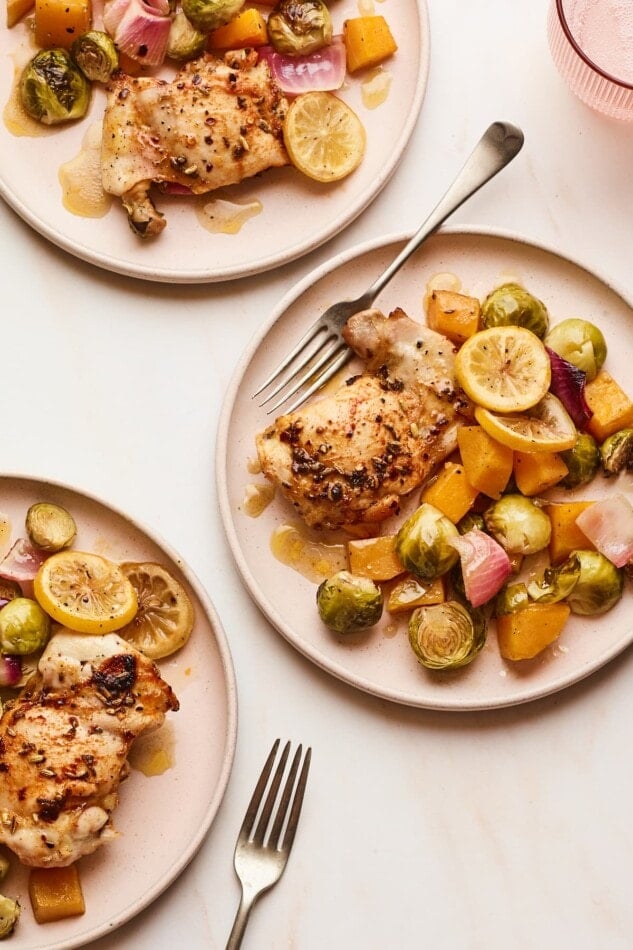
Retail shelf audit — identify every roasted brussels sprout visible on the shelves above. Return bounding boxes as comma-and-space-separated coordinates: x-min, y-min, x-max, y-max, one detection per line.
484, 495, 551, 555
166, 11, 208, 61
495, 581, 529, 616
527, 555, 581, 604
395, 503, 459, 580
480, 282, 549, 339
0, 598, 51, 655
20, 49, 92, 126
0, 895, 19, 938
408, 600, 486, 670
600, 428, 633, 476
544, 318, 607, 381
316, 570, 383, 634
71, 30, 119, 82
457, 512, 486, 535
26, 502, 76, 552
181, 0, 244, 33
560, 432, 600, 488
565, 550, 624, 615
268, 0, 333, 55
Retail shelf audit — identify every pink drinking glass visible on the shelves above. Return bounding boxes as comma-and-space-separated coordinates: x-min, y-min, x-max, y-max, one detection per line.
548, 0, 633, 120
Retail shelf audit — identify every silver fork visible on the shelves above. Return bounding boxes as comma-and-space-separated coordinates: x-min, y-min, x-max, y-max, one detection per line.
226, 739, 312, 950
254, 120, 524, 415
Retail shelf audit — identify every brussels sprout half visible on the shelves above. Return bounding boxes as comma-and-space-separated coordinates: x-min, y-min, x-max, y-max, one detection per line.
20, 49, 91, 125
181, 0, 244, 33
565, 550, 624, 615
480, 282, 550, 339
166, 11, 208, 62
600, 428, 633, 476
316, 570, 383, 635
408, 600, 486, 670
484, 495, 551, 556
71, 30, 119, 82
26, 502, 77, 552
544, 318, 607, 381
0, 598, 51, 655
560, 432, 600, 489
395, 503, 459, 580
0, 895, 20, 939
268, 0, 333, 55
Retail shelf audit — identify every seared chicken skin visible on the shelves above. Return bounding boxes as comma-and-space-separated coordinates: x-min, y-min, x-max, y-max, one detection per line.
256, 308, 471, 530
102, 49, 289, 237
0, 631, 178, 867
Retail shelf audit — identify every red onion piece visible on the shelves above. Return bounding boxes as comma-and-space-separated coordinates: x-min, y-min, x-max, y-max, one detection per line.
0, 654, 22, 688
103, 0, 171, 66
449, 528, 512, 607
546, 347, 593, 429
576, 494, 633, 567
258, 37, 347, 94
0, 538, 49, 584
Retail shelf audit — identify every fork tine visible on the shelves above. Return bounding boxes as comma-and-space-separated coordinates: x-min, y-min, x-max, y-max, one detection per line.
252, 321, 331, 398
267, 744, 302, 849
257, 331, 339, 407
238, 738, 281, 840
279, 349, 353, 415
252, 740, 291, 846
277, 746, 311, 853
262, 339, 349, 412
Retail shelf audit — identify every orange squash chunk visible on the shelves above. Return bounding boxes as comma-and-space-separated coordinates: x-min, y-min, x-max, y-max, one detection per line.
29, 866, 85, 924
208, 7, 268, 49
544, 501, 595, 563
343, 15, 397, 73
584, 370, 633, 442
421, 461, 479, 523
348, 535, 405, 580
497, 602, 571, 660
387, 574, 445, 613
34, 0, 91, 48
426, 290, 480, 345
513, 451, 568, 496
457, 426, 513, 499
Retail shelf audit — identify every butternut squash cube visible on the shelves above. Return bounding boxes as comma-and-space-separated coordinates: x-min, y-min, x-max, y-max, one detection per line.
29, 866, 85, 924
343, 15, 397, 73
421, 461, 479, 523
513, 451, 568, 496
584, 370, 633, 442
34, 0, 91, 49
426, 290, 480, 345
348, 534, 404, 580
208, 7, 268, 49
456, 426, 514, 499
497, 602, 571, 660
7, 0, 34, 27
387, 574, 445, 613
544, 501, 595, 563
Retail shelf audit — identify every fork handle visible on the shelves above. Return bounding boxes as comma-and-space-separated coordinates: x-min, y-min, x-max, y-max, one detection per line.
363, 121, 524, 305
226, 890, 258, 950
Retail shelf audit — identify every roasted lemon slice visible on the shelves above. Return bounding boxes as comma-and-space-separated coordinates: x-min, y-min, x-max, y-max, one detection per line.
283, 92, 366, 183
474, 393, 577, 453
455, 325, 551, 412
117, 562, 194, 660
34, 551, 138, 634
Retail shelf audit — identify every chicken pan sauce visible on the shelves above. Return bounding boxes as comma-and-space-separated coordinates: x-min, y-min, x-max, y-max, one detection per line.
5, 1, 399, 237
253, 273, 633, 673
0, 500, 193, 934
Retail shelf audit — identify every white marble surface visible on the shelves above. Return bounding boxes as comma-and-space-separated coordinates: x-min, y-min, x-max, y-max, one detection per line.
2, 0, 633, 947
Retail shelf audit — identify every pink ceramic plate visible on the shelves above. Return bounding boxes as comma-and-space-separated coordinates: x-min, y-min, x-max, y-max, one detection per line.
0, 474, 237, 948
0, 1, 429, 283
217, 227, 633, 711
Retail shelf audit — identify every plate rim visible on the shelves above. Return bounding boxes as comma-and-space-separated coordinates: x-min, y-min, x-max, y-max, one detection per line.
0, 1, 430, 284
0, 470, 238, 948
216, 223, 633, 711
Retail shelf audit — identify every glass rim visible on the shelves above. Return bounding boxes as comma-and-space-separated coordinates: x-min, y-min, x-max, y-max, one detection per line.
555, 0, 633, 91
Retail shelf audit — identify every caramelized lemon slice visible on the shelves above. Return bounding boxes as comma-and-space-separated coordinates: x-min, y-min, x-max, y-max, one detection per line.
117, 562, 194, 660
474, 393, 577, 453
283, 92, 366, 183
34, 551, 138, 634
455, 325, 551, 412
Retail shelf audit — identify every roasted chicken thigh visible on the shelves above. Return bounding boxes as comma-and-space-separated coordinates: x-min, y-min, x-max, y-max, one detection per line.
101, 49, 289, 237
256, 307, 471, 529
0, 630, 178, 867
